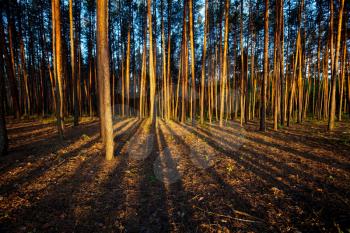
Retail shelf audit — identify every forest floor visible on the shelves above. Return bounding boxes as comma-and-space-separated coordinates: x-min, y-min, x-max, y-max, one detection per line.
0, 116, 350, 233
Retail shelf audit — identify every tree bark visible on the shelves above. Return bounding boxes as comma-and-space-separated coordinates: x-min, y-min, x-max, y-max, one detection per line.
52, 0, 64, 138
0, 40, 8, 156
200, 0, 208, 124
219, 0, 229, 127
97, 0, 114, 160
260, 0, 269, 131
188, 0, 196, 124
328, 0, 344, 130
148, 0, 156, 121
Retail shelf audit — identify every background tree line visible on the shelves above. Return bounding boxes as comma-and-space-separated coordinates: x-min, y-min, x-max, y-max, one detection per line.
0, 0, 349, 157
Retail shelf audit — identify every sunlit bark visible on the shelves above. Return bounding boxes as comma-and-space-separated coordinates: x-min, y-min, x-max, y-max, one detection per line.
260, 0, 268, 131
52, 0, 64, 138
219, 0, 229, 127
97, 0, 114, 160
328, 0, 345, 131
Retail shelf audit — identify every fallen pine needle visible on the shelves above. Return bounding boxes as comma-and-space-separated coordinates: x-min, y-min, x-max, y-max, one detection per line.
224, 203, 264, 221
193, 205, 264, 224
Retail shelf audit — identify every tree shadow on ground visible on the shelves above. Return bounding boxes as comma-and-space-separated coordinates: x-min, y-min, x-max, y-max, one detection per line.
162, 120, 271, 232
207, 123, 350, 195
220, 122, 350, 171
0, 118, 139, 232
0, 120, 99, 174
176, 121, 350, 232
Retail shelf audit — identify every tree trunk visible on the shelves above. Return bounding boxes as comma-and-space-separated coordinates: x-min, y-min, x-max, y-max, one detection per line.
280, 0, 285, 126
181, 0, 187, 123
219, 0, 229, 127
52, 0, 64, 138
260, 0, 269, 131
97, 0, 114, 160
339, 41, 346, 121
200, 0, 208, 124
188, 0, 196, 124
1, 16, 20, 119
328, 0, 344, 130
126, 28, 131, 116
240, 0, 244, 126
70, 0, 79, 126
0, 44, 8, 156
148, 0, 156, 121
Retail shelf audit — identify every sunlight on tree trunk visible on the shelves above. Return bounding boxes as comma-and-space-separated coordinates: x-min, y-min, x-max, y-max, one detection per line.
260, 0, 268, 132
97, 0, 114, 160
219, 0, 229, 127
328, 0, 344, 131
52, 0, 64, 138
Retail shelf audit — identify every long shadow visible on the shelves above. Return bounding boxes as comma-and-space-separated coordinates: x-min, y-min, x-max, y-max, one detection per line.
1, 118, 135, 198
231, 119, 350, 158
270, 128, 350, 158
65, 120, 148, 232
6, 121, 55, 134
74, 118, 169, 232
114, 119, 144, 156
0, 123, 101, 191
127, 119, 171, 232
201, 124, 350, 197
212, 123, 350, 172
162, 120, 271, 232
0, 146, 105, 232
176, 122, 350, 232
0, 121, 100, 174
0, 135, 100, 197
8, 125, 57, 142
186, 123, 334, 194
1, 118, 143, 232
155, 122, 198, 232
113, 117, 135, 133
8, 120, 98, 151
0, 118, 135, 176
70, 118, 145, 232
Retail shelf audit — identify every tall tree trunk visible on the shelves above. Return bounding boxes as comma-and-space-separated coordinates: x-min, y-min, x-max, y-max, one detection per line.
328, 0, 344, 130
260, 0, 269, 131
19, 30, 30, 116
200, 0, 208, 124
140, 29, 147, 118
297, 0, 303, 124
52, 0, 64, 138
1, 16, 20, 119
181, 0, 187, 123
148, 0, 156, 121
240, 0, 244, 126
219, 0, 229, 127
273, 0, 281, 131
188, 0, 196, 124
280, 0, 285, 126
70, 0, 79, 126
339, 40, 346, 121
161, 0, 167, 120
126, 28, 131, 116
97, 0, 114, 160
166, 0, 172, 120
0, 45, 8, 156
